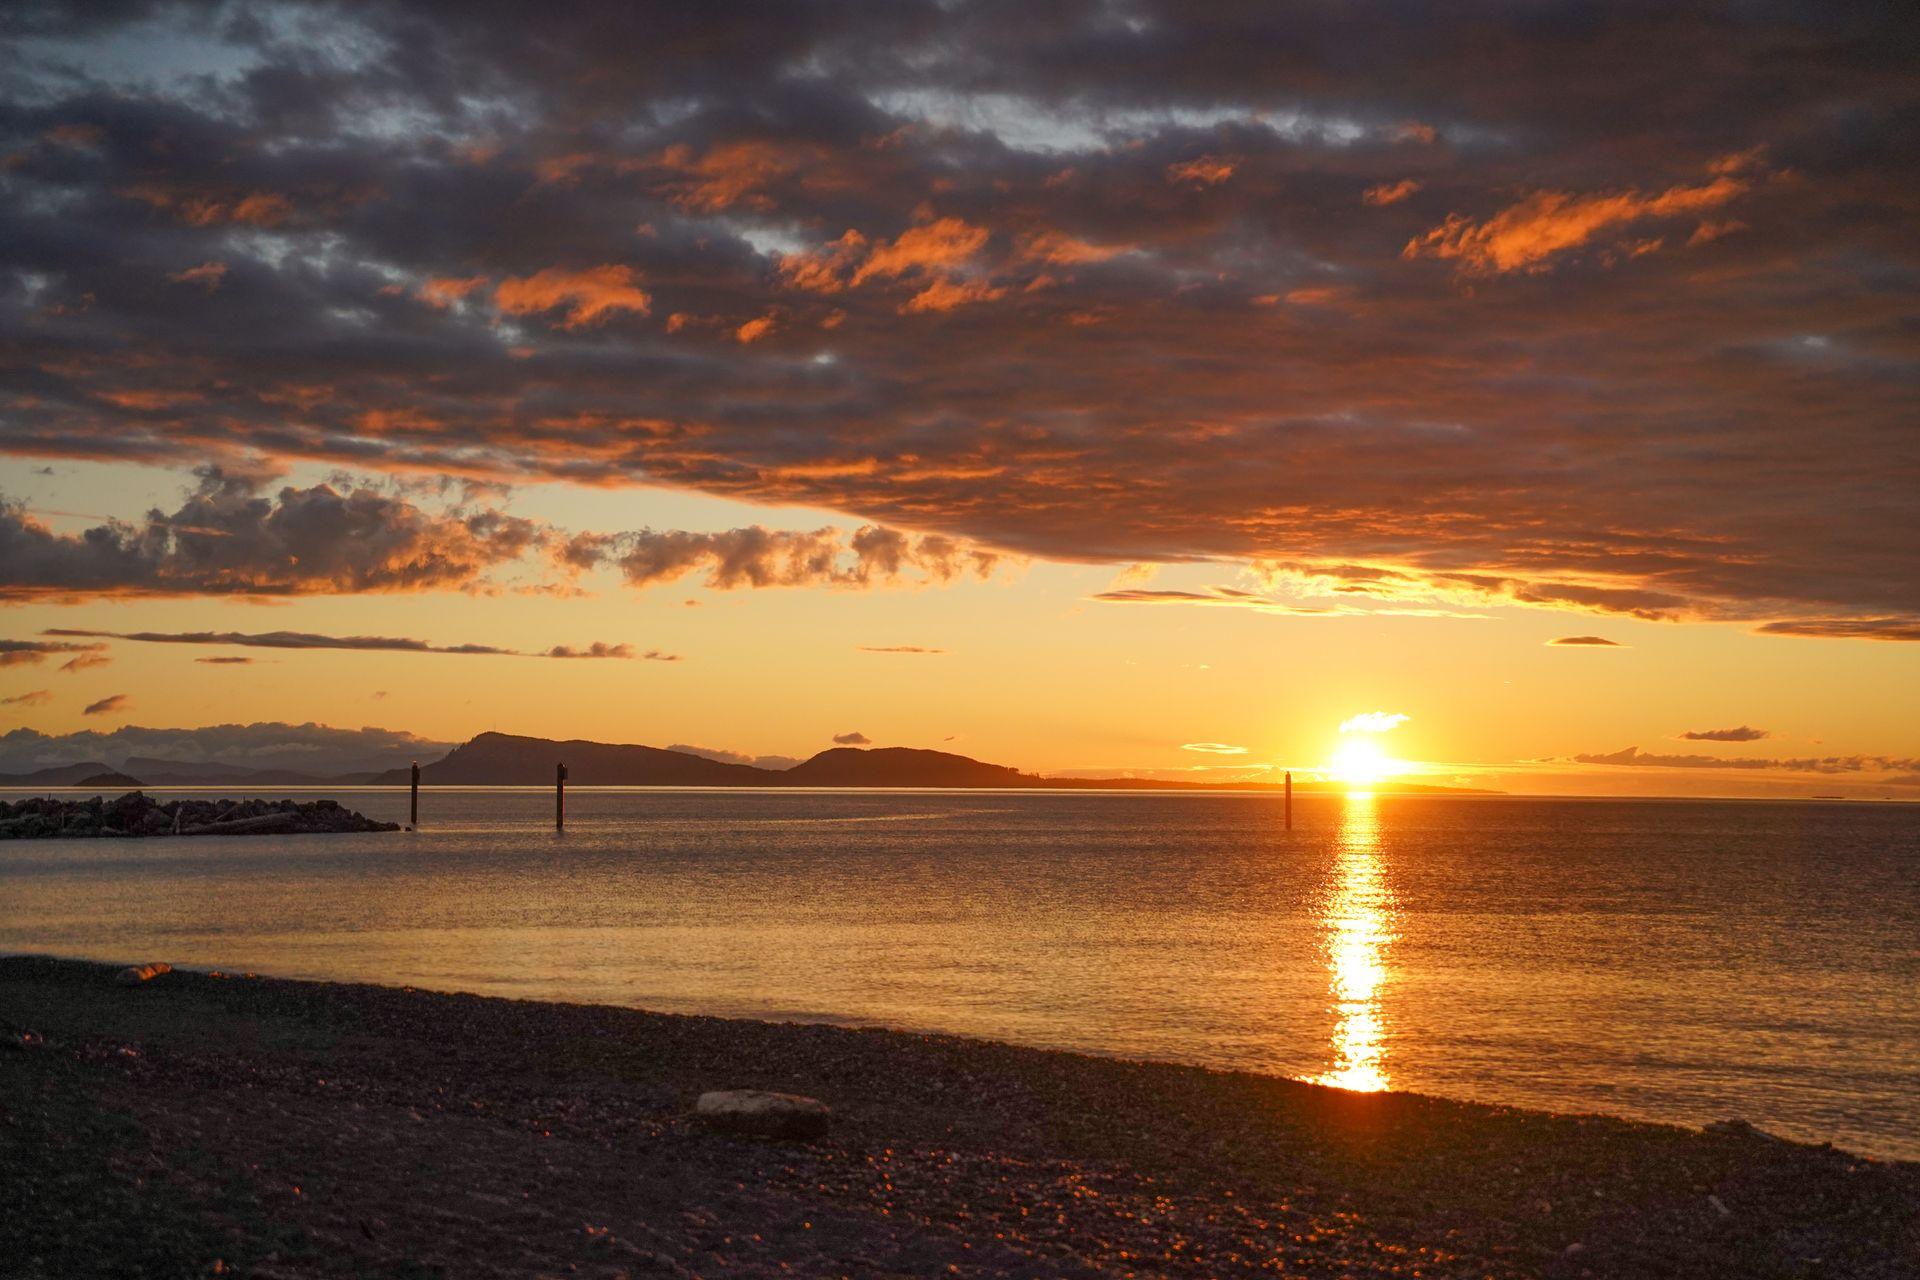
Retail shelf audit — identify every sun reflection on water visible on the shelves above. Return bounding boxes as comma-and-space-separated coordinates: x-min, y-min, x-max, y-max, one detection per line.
1315, 791, 1396, 1091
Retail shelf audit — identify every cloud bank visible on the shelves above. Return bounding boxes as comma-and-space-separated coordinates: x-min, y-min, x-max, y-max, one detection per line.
45, 629, 666, 660
0, 2, 1913, 636
0, 470, 538, 600
0, 722, 454, 776
1573, 746, 1919, 776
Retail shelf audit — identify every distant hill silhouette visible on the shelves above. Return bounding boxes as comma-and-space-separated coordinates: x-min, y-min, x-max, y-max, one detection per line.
378, 734, 1044, 788
381, 732, 772, 786
0, 731, 1493, 793
0, 761, 125, 787
120, 755, 393, 787
72, 770, 146, 789
781, 746, 1034, 788
376, 733, 1488, 792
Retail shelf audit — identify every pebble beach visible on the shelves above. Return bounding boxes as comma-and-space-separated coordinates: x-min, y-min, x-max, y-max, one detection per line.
1, 955, 1913, 1279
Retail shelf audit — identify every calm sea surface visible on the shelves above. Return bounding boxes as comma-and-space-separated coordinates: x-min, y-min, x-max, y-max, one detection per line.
2, 788, 1915, 1159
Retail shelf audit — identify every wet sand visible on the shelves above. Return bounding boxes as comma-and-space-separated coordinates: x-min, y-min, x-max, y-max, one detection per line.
1, 956, 1912, 1278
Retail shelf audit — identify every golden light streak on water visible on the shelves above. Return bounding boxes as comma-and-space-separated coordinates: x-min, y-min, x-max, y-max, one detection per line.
1314, 791, 1396, 1091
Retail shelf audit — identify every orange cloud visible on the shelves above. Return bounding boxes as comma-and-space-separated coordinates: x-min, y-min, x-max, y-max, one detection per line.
1687, 219, 1747, 247
903, 278, 1007, 313
1167, 156, 1235, 186
736, 314, 776, 343
229, 193, 294, 225
1283, 286, 1347, 306
1019, 231, 1128, 265
778, 219, 1005, 310
851, 217, 991, 285
654, 139, 801, 212
419, 275, 489, 308
535, 152, 603, 184
494, 265, 651, 329
1708, 146, 1768, 175
1363, 179, 1422, 206
778, 230, 867, 294
167, 260, 227, 289
100, 388, 204, 410
1404, 175, 1749, 274
124, 186, 293, 227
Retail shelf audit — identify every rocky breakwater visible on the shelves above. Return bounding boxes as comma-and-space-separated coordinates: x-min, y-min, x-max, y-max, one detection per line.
0, 792, 400, 839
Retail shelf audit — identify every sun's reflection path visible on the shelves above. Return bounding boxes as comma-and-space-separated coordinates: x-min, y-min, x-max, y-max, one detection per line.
1315, 792, 1396, 1091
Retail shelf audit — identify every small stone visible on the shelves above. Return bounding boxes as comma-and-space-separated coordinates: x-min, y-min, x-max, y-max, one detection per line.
115, 962, 173, 986
3, 1028, 44, 1051
692, 1089, 831, 1140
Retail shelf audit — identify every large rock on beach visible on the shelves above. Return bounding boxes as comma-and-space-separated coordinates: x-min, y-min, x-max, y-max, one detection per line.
693, 1089, 832, 1140
115, 963, 172, 986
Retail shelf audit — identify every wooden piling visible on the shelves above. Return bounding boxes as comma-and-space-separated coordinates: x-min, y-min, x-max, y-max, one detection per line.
409, 760, 419, 828
1285, 770, 1292, 830
556, 761, 568, 831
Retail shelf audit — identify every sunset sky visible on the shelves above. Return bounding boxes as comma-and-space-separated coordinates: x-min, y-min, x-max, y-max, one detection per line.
2, 1, 1916, 795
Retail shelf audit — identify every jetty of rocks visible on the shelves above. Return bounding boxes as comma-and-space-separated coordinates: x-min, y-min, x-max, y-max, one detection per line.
0, 792, 399, 839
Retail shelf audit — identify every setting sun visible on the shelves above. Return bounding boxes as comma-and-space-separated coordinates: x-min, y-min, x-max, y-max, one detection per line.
1330, 737, 1400, 787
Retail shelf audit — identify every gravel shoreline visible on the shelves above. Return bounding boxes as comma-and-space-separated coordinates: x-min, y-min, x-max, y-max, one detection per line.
2, 956, 1912, 1278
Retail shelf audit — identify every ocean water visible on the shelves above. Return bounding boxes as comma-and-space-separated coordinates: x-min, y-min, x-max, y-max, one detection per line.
2, 788, 1916, 1159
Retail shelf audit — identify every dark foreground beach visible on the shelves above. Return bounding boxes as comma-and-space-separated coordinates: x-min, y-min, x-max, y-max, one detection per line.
1, 958, 1912, 1279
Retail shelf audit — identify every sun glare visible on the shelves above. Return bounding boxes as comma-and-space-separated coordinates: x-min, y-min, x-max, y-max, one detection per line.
1330, 738, 1398, 787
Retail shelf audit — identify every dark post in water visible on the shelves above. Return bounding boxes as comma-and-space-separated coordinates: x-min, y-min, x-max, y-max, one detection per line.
1285, 770, 1292, 830
555, 761, 568, 831
409, 760, 420, 828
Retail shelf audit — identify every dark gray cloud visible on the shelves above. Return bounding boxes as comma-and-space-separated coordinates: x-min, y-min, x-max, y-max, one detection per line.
0, 2, 1913, 633
0, 469, 538, 600
0, 637, 104, 666
1679, 726, 1770, 742
832, 731, 871, 745
3, 470, 1003, 602
80, 693, 127, 716
0, 720, 452, 775
1548, 636, 1622, 647
0, 689, 51, 706
1755, 619, 1920, 642
559, 525, 1001, 591
544, 642, 678, 661
1573, 746, 1919, 776
45, 627, 663, 659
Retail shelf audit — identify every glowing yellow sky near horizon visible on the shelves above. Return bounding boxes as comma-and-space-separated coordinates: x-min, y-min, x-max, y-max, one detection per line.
2, 458, 1918, 797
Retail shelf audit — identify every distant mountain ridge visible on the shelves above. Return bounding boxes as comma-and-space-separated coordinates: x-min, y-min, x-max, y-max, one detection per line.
366, 732, 1040, 789
1, 730, 1492, 793
781, 746, 1030, 788
387, 732, 770, 787
0, 761, 125, 787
